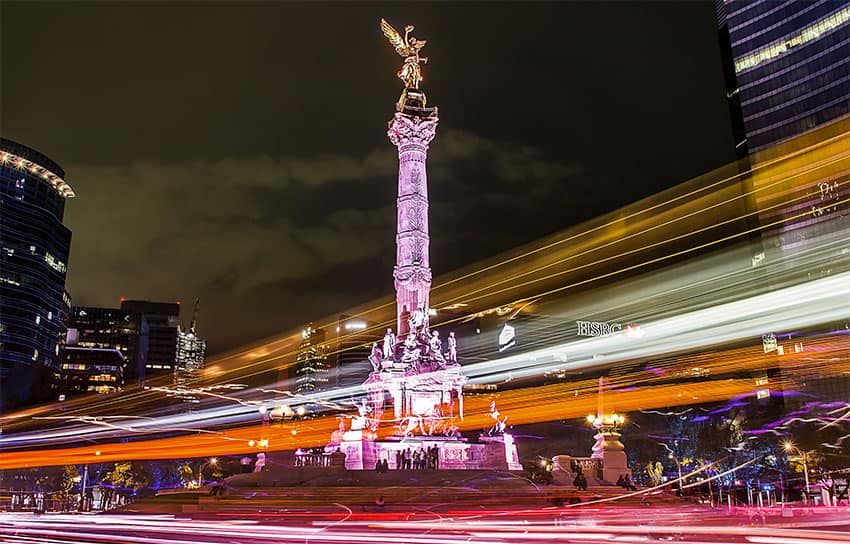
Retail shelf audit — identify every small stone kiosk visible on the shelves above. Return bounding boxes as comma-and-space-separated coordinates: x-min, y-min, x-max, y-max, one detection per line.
324, 19, 521, 473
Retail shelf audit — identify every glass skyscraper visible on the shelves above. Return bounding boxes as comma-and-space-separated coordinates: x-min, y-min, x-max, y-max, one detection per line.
293, 325, 329, 395
0, 138, 74, 410
716, 0, 850, 157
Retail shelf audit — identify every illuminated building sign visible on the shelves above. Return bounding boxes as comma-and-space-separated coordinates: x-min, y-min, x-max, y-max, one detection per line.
576, 320, 622, 337
344, 321, 367, 330
498, 323, 516, 352
762, 333, 777, 353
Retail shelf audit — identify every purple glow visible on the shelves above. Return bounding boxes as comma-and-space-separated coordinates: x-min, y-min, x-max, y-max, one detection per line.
387, 112, 438, 335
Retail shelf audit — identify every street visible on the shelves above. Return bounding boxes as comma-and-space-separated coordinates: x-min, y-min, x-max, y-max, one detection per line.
3, 506, 850, 543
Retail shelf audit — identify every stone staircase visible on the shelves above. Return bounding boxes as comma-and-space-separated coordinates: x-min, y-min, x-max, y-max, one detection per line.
119, 472, 691, 515
195, 483, 689, 513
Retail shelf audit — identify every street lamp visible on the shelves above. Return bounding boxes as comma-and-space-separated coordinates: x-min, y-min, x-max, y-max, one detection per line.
668, 453, 684, 489
586, 413, 624, 430
197, 457, 218, 486
783, 441, 811, 504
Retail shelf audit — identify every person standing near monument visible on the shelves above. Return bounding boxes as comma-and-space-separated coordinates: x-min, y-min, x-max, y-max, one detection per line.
446, 332, 457, 363
383, 329, 396, 359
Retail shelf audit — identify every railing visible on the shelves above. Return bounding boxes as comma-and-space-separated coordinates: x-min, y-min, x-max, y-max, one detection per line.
294, 454, 332, 468
552, 455, 603, 480
2, 490, 128, 512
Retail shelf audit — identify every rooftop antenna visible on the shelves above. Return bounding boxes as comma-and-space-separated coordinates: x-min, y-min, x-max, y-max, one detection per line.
190, 298, 200, 334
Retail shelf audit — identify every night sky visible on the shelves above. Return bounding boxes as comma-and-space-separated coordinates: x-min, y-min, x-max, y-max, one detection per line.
1, 2, 736, 354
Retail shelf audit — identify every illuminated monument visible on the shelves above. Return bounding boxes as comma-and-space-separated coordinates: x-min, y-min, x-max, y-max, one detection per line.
327, 20, 520, 471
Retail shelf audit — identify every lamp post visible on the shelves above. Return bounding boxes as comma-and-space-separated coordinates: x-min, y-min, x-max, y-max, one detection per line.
80, 464, 89, 511
586, 413, 627, 482
668, 453, 684, 490
783, 442, 811, 504
197, 457, 218, 487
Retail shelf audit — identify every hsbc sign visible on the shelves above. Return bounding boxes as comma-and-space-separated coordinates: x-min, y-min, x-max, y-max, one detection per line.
576, 320, 622, 337
576, 321, 643, 338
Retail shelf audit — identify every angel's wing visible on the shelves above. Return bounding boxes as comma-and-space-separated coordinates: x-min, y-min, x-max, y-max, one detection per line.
381, 18, 408, 56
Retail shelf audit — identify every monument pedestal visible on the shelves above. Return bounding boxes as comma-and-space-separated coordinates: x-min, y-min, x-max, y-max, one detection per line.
340, 438, 378, 471
479, 434, 523, 471
334, 434, 524, 471
591, 430, 631, 483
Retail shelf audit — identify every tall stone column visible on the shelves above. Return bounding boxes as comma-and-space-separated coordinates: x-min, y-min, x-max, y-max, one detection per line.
387, 111, 438, 335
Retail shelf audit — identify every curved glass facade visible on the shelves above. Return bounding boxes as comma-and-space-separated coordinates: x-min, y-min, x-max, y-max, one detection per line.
0, 138, 73, 410
717, 0, 850, 153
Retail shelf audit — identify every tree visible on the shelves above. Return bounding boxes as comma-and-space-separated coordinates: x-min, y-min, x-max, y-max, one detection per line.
646, 461, 663, 486
104, 462, 151, 493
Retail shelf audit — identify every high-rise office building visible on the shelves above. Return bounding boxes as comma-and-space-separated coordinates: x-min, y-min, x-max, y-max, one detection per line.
69, 300, 180, 384
58, 346, 125, 396
0, 138, 74, 410
717, 1, 850, 405
175, 300, 206, 371
716, 0, 850, 157
172, 299, 206, 403
121, 300, 180, 378
293, 324, 329, 395
176, 324, 206, 373
69, 305, 134, 358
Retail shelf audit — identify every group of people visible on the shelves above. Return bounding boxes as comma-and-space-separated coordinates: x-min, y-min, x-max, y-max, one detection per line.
393, 446, 440, 470
616, 474, 638, 491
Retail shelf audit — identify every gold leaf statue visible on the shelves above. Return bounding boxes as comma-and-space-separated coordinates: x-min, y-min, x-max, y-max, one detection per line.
381, 18, 429, 110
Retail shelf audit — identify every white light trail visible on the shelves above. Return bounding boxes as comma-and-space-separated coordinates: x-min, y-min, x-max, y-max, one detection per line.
3, 230, 849, 448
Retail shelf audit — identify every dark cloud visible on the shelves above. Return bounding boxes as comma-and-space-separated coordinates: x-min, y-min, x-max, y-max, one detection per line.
63, 129, 583, 351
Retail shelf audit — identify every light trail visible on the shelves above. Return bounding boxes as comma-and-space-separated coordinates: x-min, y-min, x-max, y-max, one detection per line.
2, 224, 849, 458
163, 128, 848, 386
1, 130, 847, 464
2, 131, 843, 427
219, 166, 850, 387
3, 510, 850, 544
232, 128, 848, 354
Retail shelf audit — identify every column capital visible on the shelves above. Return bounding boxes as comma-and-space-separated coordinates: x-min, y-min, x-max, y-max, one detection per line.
388, 112, 439, 152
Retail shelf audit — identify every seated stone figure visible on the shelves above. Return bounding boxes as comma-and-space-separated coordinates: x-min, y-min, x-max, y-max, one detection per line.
399, 332, 423, 369
368, 342, 383, 372
429, 331, 445, 364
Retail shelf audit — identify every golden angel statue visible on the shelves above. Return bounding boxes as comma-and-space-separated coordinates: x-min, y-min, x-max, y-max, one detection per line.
381, 18, 429, 110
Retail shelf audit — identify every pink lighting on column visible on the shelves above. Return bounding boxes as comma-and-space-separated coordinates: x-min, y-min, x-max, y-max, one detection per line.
387, 111, 439, 336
